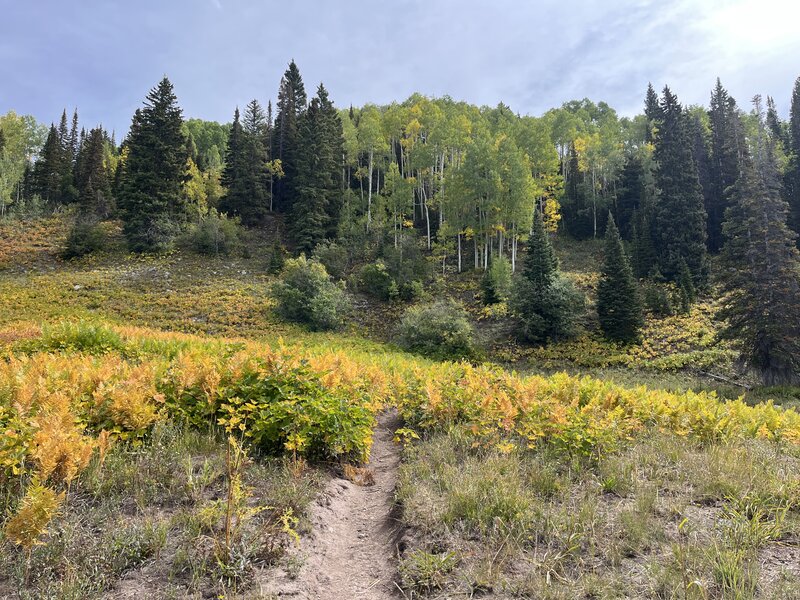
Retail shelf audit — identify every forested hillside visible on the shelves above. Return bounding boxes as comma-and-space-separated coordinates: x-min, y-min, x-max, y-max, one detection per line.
2, 61, 800, 599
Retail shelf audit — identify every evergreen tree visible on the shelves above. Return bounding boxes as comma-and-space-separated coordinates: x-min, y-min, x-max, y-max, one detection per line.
291, 86, 340, 252
75, 127, 113, 217
653, 87, 708, 283
707, 79, 743, 252
273, 60, 307, 212
644, 83, 661, 144
34, 125, 63, 205
766, 96, 788, 149
68, 109, 79, 167
631, 208, 657, 278
787, 76, 800, 242
677, 258, 696, 313
561, 143, 592, 239
117, 77, 188, 252
317, 84, 345, 236
220, 101, 270, 225
511, 210, 583, 342
597, 214, 643, 343
615, 154, 644, 239
221, 108, 247, 213
718, 143, 800, 385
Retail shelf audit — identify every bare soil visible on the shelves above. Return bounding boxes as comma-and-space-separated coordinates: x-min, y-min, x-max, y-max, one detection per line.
261, 411, 404, 599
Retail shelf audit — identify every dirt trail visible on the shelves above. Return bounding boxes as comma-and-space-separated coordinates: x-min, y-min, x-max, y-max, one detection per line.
263, 411, 404, 599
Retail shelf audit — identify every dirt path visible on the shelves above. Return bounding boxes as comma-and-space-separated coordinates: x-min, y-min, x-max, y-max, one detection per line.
262, 411, 404, 599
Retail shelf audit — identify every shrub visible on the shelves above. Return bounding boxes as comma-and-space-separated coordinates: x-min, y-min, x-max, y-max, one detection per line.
267, 240, 287, 274
511, 276, 585, 344
357, 261, 396, 300
312, 240, 349, 280
480, 256, 512, 304
397, 300, 476, 360
63, 217, 108, 258
382, 235, 430, 287
271, 256, 350, 330
399, 280, 425, 302
185, 209, 243, 256
642, 282, 673, 316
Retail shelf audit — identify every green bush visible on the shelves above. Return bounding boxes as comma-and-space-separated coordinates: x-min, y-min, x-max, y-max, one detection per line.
271, 256, 350, 330
510, 276, 585, 343
642, 282, 673, 316
185, 209, 243, 256
399, 280, 425, 302
382, 235, 430, 287
397, 300, 476, 360
312, 240, 349, 280
357, 261, 396, 300
267, 240, 287, 274
63, 217, 108, 258
480, 256, 512, 304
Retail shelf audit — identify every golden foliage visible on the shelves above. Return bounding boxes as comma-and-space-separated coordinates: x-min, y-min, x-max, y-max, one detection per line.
3, 481, 64, 550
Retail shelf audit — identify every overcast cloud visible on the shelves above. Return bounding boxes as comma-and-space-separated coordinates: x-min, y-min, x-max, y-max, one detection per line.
1, 0, 798, 136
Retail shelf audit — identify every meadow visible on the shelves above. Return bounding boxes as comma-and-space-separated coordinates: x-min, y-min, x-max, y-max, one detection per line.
0, 217, 798, 599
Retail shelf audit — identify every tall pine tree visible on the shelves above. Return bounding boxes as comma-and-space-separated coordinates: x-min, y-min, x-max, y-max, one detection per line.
718, 138, 800, 384
787, 76, 800, 243
118, 77, 188, 252
273, 60, 307, 213
220, 101, 271, 225
291, 85, 342, 252
75, 127, 113, 218
511, 210, 582, 342
653, 86, 708, 283
706, 79, 743, 252
644, 83, 662, 144
597, 214, 643, 343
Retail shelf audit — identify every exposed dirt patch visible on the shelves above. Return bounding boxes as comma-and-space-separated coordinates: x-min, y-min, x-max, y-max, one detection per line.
261, 410, 404, 599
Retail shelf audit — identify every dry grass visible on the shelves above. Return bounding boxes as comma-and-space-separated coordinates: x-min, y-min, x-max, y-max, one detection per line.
396, 430, 800, 598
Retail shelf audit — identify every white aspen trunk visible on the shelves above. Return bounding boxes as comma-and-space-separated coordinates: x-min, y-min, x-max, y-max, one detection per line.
512, 232, 517, 273
367, 149, 373, 231
592, 167, 597, 238
458, 232, 462, 273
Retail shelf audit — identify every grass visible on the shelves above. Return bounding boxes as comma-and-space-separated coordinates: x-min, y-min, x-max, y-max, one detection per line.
1, 215, 799, 598
0, 422, 321, 599
396, 430, 800, 598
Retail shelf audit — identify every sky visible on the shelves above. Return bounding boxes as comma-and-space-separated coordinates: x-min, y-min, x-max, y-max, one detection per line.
1, 0, 799, 137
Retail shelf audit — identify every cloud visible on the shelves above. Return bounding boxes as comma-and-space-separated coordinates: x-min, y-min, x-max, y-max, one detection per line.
1, 0, 798, 135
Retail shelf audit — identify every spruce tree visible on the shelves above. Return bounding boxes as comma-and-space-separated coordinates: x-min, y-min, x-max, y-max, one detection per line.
653, 86, 708, 283
597, 214, 642, 343
766, 96, 788, 149
615, 154, 644, 239
34, 125, 64, 205
644, 83, 662, 144
273, 60, 307, 212
316, 84, 345, 236
220, 102, 271, 225
707, 80, 743, 252
677, 259, 696, 313
221, 108, 247, 214
291, 92, 331, 252
630, 210, 655, 278
718, 143, 800, 385
75, 127, 113, 217
118, 77, 188, 252
787, 76, 800, 242
511, 210, 582, 342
